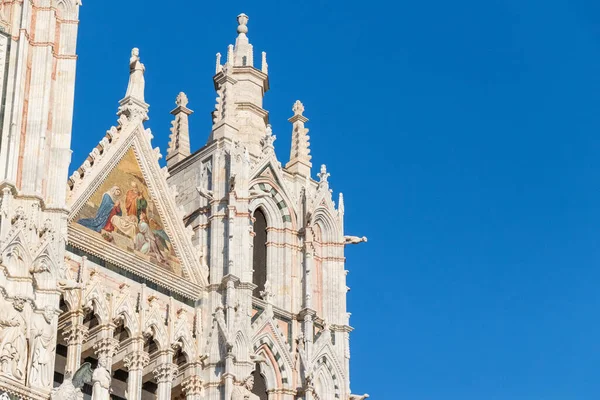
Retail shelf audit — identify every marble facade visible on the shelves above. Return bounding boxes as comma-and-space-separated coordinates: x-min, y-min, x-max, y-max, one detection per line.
0, 4, 368, 400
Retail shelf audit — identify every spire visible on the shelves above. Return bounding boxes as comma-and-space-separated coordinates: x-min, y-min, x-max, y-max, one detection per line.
234, 13, 253, 67
209, 13, 270, 155
167, 92, 193, 167
118, 48, 149, 121
286, 100, 312, 176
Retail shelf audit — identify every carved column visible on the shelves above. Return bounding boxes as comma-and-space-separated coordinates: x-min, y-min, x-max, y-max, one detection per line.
124, 349, 150, 400
153, 351, 178, 400
62, 323, 88, 376
182, 375, 204, 400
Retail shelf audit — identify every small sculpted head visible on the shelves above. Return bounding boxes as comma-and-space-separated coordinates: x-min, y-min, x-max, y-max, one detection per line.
43, 306, 55, 324
244, 375, 254, 390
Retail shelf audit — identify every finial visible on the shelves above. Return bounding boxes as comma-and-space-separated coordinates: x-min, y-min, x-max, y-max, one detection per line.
293, 100, 305, 117
176, 92, 189, 108
227, 44, 234, 67
237, 13, 249, 35
262, 51, 268, 74
261, 124, 277, 155
318, 165, 330, 183
216, 53, 222, 74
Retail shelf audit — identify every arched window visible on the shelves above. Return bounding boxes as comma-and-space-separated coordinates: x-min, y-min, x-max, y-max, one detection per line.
313, 224, 324, 316
253, 209, 268, 298
251, 363, 268, 400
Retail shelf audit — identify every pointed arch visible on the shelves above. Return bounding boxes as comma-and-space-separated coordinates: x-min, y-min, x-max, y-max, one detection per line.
312, 349, 345, 400
144, 313, 169, 350
249, 175, 297, 230
84, 284, 110, 324
173, 317, 197, 361
234, 330, 250, 362
253, 345, 281, 393
252, 329, 292, 387
252, 207, 268, 297
1, 239, 31, 277
113, 298, 139, 335
312, 207, 341, 244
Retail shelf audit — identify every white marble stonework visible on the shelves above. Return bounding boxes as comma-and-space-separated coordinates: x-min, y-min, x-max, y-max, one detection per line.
0, 8, 369, 400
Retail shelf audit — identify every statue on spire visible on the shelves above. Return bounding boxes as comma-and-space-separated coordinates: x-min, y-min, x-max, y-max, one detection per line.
124, 48, 146, 103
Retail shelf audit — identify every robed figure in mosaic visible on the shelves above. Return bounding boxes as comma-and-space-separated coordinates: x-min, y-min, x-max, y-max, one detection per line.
77, 186, 122, 232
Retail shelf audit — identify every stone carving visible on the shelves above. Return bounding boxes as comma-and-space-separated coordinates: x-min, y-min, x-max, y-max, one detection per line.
349, 395, 370, 400
91, 358, 111, 400
124, 48, 145, 103
260, 280, 274, 303
249, 187, 271, 200
344, 236, 368, 245
232, 376, 259, 400
176, 92, 189, 108
51, 362, 93, 400
29, 307, 56, 388
261, 124, 276, 155
197, 186, 215, 201
0, 297, 27, 382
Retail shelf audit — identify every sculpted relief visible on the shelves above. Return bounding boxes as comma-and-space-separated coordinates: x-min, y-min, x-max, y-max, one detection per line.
0, 297, 27, 382
73, 148, 182, 275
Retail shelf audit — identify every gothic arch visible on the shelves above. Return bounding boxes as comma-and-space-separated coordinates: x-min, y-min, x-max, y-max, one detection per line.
249, 179, 297, 229
253, 344, 282, 392
206, 323, 227, 365
234, 331, 250, 362
312, 350, 344, 399
315, 366, 335, 400
252, 331, 292, 388
113, 298, 139, 335
173, 319, 197, 361
84, 284, 110, 324
56, 0, 75, 20
1, 240, 31, 277
312, 207, 341, 244
144, 315, 169, 350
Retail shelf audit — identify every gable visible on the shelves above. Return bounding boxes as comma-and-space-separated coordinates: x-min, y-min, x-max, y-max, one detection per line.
71, 148, 183, 276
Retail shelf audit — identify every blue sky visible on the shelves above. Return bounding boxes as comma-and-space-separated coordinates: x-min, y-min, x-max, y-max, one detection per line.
72, 1, 600, 398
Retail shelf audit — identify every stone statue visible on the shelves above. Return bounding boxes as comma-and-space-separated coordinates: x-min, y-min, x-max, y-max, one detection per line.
344, 235, 367, 245
124, 48, 145, 102
29, 307, 56, 388
91, 357, 111, 400
232, 376, 260, 400
0, 297, 27, 381
51, 362, 93, 400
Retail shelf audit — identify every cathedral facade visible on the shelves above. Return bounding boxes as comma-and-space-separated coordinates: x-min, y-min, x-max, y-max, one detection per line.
0, 3, 368, 400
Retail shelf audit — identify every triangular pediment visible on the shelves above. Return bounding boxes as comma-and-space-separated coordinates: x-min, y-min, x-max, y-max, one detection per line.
251, 157, 286, 190
72, 147, 183, 275
67, 117, 207, 296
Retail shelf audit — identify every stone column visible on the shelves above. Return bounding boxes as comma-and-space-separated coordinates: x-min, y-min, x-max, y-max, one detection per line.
123, 349, 150, 400
223, 352, 235, 400
153, 351, 178, 400
182, 375, 204, 400
62, 323, 88, 376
